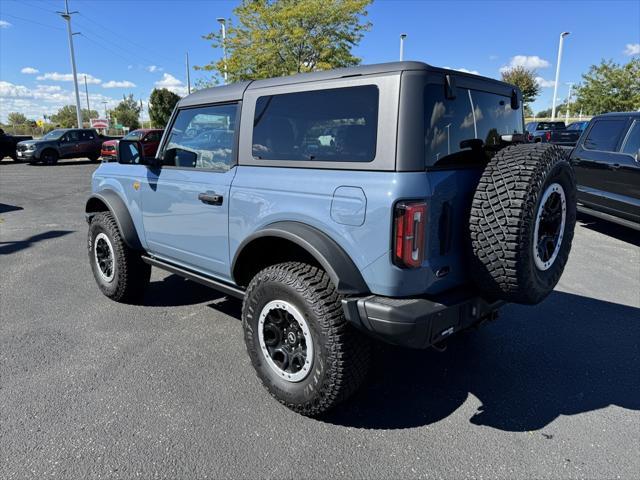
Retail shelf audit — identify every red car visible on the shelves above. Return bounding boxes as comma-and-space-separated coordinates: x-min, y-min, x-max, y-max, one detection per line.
101, 129, 163, 160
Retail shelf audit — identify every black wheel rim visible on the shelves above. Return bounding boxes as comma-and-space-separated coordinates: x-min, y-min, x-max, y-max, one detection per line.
534, 183, 566, 270
258, 301, 313, 382
94, 233, 114, 282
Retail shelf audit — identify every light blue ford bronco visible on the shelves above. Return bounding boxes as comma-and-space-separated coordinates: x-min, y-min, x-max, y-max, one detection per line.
86, 61, 577, 416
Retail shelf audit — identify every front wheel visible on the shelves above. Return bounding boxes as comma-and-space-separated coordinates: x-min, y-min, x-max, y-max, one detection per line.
88, 212, 150, 303
242, 262, 370, 417
41, 149, 58, 165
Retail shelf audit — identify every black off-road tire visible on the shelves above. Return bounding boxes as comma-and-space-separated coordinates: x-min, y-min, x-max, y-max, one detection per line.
470, 143, 576, 305
41, 149, 58, 165
88, 154, 100, 163
243, 262, 370, 417
88, 212, 150, 303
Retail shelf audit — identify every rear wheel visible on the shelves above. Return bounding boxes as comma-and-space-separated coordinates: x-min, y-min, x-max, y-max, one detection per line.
41, 149, 58, 165
243, 262, 370, 417
470, 143, 576, 305
88, 154, 100, 162
88, 212, 150, 303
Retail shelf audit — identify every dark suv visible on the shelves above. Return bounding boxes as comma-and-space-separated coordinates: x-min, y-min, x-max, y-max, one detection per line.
16, 128, 109, 164
86, 61, 577, 416
570, 112, 640, 230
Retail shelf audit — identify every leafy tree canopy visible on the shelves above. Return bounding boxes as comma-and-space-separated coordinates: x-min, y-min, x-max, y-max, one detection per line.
574, 58, 640, 115
195, 0, 372, 83
7, 112, 28, 125
500, 66, 540, 105
50, 106, 99, 128
149, 88, 181, 128
112, 94, 141, 129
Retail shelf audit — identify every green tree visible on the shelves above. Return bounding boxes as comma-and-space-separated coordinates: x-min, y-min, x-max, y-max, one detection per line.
50, 106, 99, 127
111, 94, 141, 129
7, 112, 28, 125
500, 66, 540, 105
149, 88, 180, 128
195, 0, 372, 83
536, 108, 552, 118
573, 58, 640, 115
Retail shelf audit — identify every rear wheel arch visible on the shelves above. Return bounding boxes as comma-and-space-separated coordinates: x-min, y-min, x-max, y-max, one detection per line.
232, 222, 369, 295
85, 191, 143, 251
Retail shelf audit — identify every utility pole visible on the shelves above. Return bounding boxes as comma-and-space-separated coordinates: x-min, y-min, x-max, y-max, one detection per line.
551, 31, 570, 121
58, 0, 82, 128
217, 18, 228, 84
564, 82, 573, 123
139, 99, 144, 128
185, 52, 191, 95
84, 75, 91, 117
399, 34, 407, 61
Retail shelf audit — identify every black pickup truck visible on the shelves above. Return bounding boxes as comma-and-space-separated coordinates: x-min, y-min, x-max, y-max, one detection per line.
0, 129, 33, 161
569, 112, 640, 230
16, 128, 117, 165
525, 121, 582, 146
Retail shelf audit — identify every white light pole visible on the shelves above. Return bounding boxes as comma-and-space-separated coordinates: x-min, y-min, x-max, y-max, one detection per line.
185, 52, 191, 95
399, 34, 407, 61
217, 18, 228, 84
564, 82, 573, 123
551, 31, 570, 121
58, 0, 82, 128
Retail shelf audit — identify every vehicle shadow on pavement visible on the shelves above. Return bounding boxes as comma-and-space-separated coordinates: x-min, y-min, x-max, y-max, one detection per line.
143, 275, 227, 307
323, 290, 640, 431
577, 213, 640, 247
28, 160, 97, 167
0, 230, 73, 255
0, 203, 23, 214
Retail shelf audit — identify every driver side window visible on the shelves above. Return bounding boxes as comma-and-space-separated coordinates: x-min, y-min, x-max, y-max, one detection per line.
162, 103, 238, 171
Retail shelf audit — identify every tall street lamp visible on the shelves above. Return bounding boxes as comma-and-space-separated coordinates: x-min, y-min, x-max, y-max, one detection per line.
217, 18, 228, 84
399, 33, 407, 61
551, 31, 570, 121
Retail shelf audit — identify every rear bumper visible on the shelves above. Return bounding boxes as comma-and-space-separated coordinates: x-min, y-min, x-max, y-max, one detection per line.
342, 290, 503, 349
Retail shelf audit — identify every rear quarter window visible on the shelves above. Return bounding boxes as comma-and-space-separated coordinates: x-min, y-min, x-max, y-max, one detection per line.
252, 85, 379, 163
583, 119, 627, 151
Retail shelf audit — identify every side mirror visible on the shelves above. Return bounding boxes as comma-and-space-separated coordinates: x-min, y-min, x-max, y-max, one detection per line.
511, 89, 520, 109
117, 139, 152, 165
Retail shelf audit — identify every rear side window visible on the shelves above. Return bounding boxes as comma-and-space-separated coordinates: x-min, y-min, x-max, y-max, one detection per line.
162, 104, 238, 171
252, 85, 378, 162
80, 130, 95, 140
424, 85, 523, 166
583, 119, 627, 151
621, 121, 640, 156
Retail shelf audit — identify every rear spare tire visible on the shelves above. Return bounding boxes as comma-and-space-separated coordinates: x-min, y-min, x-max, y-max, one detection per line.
470, 143, 576, 305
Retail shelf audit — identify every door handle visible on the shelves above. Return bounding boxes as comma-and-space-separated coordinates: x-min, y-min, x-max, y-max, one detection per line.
198, 191, 223, 205
611, 163, 621, 170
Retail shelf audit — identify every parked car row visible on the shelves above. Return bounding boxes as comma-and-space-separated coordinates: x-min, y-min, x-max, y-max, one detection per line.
525, 120, 588, 146
1, 128, 163, 165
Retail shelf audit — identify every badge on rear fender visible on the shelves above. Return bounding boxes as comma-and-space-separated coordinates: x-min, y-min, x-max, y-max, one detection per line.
133, 181, 140, 191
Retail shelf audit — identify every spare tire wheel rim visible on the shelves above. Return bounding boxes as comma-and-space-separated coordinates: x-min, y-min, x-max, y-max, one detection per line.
533, 182, 566, 271
94, 232, 115, 282
258, 300, 313, 383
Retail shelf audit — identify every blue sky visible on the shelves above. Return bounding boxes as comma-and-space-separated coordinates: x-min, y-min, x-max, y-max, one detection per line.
1, 0, 639, 122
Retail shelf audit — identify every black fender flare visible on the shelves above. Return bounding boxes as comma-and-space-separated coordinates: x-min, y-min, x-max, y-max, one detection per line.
232, 221, 369, 295
85, 190, 143, 251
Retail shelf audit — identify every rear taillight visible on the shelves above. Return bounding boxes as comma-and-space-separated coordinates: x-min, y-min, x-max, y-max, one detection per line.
393, 201, 427, 269
527, 134, 534, 142
545, 131, 551, 141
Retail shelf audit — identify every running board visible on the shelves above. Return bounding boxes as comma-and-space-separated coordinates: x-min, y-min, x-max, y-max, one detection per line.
578, 205, 640, 231
141, 255, 245, 299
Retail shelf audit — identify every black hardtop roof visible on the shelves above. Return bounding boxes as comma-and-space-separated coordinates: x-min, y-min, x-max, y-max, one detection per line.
178, 61, 518, 107
592, 112, 640, 119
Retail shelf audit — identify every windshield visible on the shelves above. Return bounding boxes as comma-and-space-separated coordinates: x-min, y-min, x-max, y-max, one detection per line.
123, 130, 145, 141
424, 85, 523, 167
42, 129, 67, 140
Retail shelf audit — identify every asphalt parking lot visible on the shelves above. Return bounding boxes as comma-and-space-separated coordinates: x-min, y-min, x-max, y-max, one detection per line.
1, 158, 639, 479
